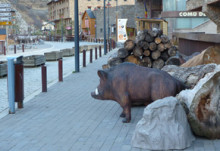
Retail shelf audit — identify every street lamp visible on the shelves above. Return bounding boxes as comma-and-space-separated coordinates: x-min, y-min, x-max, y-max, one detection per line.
104, 0, 107, 55
74, 0, 80, 72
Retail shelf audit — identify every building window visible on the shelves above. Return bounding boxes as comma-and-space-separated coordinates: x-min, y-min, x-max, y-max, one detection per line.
100, 28, 103, 33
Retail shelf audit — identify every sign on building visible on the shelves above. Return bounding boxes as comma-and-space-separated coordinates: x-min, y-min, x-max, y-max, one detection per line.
118, 19, 128, 43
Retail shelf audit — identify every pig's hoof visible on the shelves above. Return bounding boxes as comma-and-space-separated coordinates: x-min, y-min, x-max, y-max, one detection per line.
120, 113, 126, 117
122, 119, 130, 123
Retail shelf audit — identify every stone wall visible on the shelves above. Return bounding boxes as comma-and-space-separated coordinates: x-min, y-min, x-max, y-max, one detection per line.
94, 5, 135, 39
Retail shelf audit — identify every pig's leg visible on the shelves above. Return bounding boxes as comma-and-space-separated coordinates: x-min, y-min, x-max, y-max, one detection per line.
120, 110, 126, 117
122, 102, 131, 123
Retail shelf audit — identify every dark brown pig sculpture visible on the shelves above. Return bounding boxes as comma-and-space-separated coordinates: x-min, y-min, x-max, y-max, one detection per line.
91, 62, 186, 123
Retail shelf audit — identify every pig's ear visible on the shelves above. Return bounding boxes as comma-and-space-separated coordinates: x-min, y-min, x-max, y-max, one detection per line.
97, 70, 108, 80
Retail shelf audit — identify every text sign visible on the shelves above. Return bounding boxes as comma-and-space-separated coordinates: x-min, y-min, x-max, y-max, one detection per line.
0, 21, 12, 25
179, 12, 206, 17
0, 4, 11, 8
0, 13, 11, 16
0, 8, 11, 12
161, 11, 207, 18
0, 17, 11, 21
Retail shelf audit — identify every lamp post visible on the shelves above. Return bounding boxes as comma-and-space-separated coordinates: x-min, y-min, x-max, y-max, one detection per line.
104, 0, 107, 55
75, 0, 80, 72
107, 1, 111, 48
61, 15, 63, 42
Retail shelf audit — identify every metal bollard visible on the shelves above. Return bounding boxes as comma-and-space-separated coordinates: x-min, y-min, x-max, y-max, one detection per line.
90, 49, 93, 63
95, 47, 97, 60
7, 57, 16, 114
99, 46, 102, 57
14, 56, 24, 109
14, 45, 16, 54
83, 50, 86, 67
41, 65, 47, 92
4, 46, 6, 55
58, 59, 63, 82
22, 44, 24, 52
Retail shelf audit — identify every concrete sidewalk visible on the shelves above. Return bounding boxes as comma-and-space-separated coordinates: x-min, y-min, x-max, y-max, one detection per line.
0, 49, 219, 151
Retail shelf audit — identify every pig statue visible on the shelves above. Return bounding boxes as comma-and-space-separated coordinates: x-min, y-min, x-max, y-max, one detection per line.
91, 62, 186, 123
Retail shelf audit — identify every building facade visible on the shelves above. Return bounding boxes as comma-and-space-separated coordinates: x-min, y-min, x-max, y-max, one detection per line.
47, 0, 135, 40
186, 0, 220, 33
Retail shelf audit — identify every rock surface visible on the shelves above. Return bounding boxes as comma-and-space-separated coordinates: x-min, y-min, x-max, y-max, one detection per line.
132, 97, 195, 150
162, 64, 217, 88
177, 65, 220, 139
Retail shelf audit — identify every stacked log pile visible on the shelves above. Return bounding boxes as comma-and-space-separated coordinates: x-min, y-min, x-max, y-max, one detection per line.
107, 29, 178, 69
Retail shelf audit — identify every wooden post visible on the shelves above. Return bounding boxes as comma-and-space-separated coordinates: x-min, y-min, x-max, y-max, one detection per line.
83, 50, 86, 67
95, 47, 97, 60
4, 46, 6, 55
58, 59, 63, 82
41, 65, 47, 92
22, 44, 24, 52
99, 46, 102, 57
90, 49, 93, 63
14, 45, 16, 54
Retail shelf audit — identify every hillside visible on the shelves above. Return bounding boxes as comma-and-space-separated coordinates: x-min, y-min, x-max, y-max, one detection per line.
8, 0, 50, 29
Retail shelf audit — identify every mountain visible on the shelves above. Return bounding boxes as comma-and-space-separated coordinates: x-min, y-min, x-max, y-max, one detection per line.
8, 0, 50, 29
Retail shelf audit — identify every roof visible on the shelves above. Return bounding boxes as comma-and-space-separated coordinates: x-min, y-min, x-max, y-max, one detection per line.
0, 29, 6, 35
86, 10, 96, 19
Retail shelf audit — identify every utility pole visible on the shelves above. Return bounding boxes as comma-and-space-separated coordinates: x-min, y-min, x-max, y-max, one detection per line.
74, 0, 80, 72
104, 0, 107, 55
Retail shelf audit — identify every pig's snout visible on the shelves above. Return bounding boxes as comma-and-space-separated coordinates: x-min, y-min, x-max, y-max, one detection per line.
91, 88, 100, 99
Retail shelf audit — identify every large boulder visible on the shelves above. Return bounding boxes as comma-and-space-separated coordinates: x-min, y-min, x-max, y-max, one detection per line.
162, 64, 217, 88
132, 97, 195, 150
177, 65, 220, 139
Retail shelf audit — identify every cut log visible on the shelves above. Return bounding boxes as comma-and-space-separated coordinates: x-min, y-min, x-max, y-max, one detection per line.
149, 42, 157, 51
133, 46, 143, 57
158, 43, 165, 52
155, 37, 162, 44
108, 53, 123, 67
160, 51, 170, 61
148, 28, 163, 38
118, 48, 129, 59
152, 58, 164, 69
124, 40, 135, 51
102, 64, 109, 69
168, 46, 177, 57
165, 56, 181, 66
141, 57, 152, 68
125, 55, 141, 65
107, 57, 123, 67
164, 41, 172, 49
137, 40, 149, 50
145, 34, 154, 42
177, 69, 220, 139
136, 31, 145, 42
143, 50, 151, 57
181, 46, 220, 67
161, 35, 169, 43
151, 50, 161, 60
162, 64, 217, 88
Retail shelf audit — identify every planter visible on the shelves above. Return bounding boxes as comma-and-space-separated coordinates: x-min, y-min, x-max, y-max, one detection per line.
60, 48, 75, 57
0, 61, 7, 77
23, 55, 46, 67
44, 51, 63, 61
